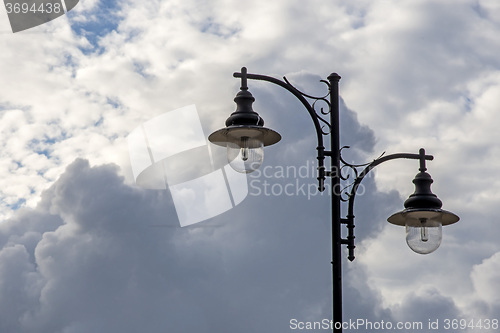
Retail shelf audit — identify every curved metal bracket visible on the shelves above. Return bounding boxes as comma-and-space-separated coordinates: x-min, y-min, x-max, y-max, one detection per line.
234, 69, 331, 142
342, 148, 433, 261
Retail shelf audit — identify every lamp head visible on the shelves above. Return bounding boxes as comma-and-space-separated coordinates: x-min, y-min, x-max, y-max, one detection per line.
208, 67, 281, 173
388, 155, 459, 254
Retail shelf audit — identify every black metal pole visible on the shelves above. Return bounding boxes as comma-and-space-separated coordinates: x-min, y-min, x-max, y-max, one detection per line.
328, 73, 342, 333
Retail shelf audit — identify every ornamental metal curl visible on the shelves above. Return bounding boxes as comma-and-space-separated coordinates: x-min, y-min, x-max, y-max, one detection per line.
338, 146, 385, 202
283, 76, 332, 135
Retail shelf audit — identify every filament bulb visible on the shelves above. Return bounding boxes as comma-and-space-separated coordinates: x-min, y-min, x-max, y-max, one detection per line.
226, 136, 264, 173
241, 148, 249, 161
420, 218, 428, 242
240, 136, 249, 161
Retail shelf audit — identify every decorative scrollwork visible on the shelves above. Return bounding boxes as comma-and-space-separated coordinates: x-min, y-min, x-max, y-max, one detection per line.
315, 111, 332, 135
338, 146, 386, 201
283, 76, 332, 135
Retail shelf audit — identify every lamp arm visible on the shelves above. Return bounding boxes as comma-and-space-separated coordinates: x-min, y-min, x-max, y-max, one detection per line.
343, 149, 433, 261
234, 69, 329, 190
234, 70, 325, 146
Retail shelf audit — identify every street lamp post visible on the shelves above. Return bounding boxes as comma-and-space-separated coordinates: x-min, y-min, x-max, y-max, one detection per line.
208, 67, 459, 333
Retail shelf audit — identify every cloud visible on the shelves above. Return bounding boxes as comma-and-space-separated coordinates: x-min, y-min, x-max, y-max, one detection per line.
0, 158, 331, 332
0, 160, 178, 332
391, 288, 462, 328
471, 251, 500, 317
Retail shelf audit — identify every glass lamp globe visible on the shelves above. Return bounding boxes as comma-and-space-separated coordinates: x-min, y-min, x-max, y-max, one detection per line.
210, 125, 279, 173
400, 210, 443, 254
226, 136, 264, 173
406, 220, 442, 254
388, 208, 458, 254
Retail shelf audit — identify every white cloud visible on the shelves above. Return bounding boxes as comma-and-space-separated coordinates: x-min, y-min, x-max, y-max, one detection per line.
471, 252, 500, 306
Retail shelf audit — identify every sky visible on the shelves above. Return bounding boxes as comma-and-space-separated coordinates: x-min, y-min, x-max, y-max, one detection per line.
0, 0, 499, 332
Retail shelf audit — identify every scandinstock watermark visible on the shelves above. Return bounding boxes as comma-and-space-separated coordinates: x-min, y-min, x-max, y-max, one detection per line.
3, 0, 79, 33
248, 162, 370, 201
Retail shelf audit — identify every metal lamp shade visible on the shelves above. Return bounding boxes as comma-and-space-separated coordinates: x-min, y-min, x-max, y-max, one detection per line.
208, 125, 281, 147
387, 208, 459, 226
388, 167, 459, 227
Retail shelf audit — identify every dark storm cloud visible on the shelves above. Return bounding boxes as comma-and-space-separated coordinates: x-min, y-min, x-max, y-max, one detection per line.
0, 78, 395, 332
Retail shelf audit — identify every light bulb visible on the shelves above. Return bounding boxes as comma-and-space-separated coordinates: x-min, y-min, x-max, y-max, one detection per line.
420, 225, 429, 242
241, 137, 249, 161
419, 218, 429, 242
405, 218, 442, 254
226, 137, 264, 173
